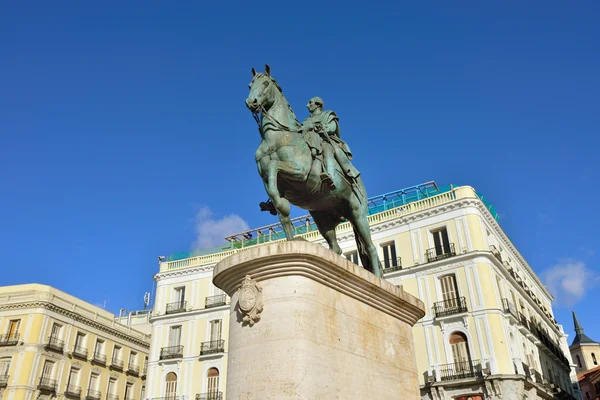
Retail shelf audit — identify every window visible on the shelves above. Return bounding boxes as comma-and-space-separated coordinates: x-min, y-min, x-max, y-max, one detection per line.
0, 358, 11, 377
432, 227, 451, 256
94, 339, 105, 357
124, 383, 134, 400
174, 287, 186, 305
89, 373, 99, 391
169, 326, 181, 347
207, 368, 219, 394
129, 351, 137, 367
107, 378, 117, 399
112, 346, 122, 361
495, 276, 503, 299
7, 320, 20, 339
440, 274, 460, 306
449, 332, 472, 366
586, 392, 590, 400
576, 355, 582, 368
381, 242, 398, 269
345, 251, 359, 265
140, 386, 145, 400
210, 320, 222, 342
50, 323, 62, 339
67, 368, 79, 388
41, 360, 55, 379
593, 353, 597, 365
75, 332, 86, 349
165, 372, 177, 399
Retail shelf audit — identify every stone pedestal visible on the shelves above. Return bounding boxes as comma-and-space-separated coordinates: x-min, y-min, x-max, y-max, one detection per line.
213, 241, 425, 399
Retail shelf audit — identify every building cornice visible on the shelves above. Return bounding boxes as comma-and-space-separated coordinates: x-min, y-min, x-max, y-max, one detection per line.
0, 301, 150, 349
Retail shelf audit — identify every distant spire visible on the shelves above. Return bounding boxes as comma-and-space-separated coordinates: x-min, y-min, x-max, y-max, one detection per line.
571, 310, 598, 347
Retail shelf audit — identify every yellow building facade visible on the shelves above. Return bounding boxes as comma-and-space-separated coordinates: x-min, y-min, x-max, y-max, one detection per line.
0, 284, 150, 400
148, 183, 580, 400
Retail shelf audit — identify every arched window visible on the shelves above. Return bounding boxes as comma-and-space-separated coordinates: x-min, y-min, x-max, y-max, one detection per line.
449, 332, 472, 366
165, 372, 177, 399
592, 353, 597, 365
576, 355, 582, 368
207, 368, 219, 397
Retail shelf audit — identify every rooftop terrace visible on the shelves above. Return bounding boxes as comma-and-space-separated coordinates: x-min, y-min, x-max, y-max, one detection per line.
160, 181, 500, 272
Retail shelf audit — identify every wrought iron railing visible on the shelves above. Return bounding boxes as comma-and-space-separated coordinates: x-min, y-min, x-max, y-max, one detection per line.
166, 301, 187, 315
383, 257, 402, 273
72, 345, 88, 359
151, 397, 179, 400
425, 243, 456, 262
196, 392, 223, 400
86, 389, 102, 400
92, 352, 107, 364
432, 296, 468, 318
439, 359, 481, 381
0, 374, 8, 388
200, 340, 225, 355
502, 298, 519, 320
160, 345, 184, 360
38, 377, 58, 392
205, 295, 227, 309
45, 336, 64, 352
110, 357, 123, 370
127, 363, 139, 375
65, 385, 82, 397
0, 333, 19, 346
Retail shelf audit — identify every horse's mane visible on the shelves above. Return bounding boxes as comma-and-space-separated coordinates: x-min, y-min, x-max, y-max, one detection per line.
253, 73, 301, 128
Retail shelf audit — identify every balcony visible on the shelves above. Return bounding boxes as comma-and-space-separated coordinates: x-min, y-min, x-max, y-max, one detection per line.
86, 390, 102, 400
45, 336, 65, 353
151, 397, 179, 400
110, 357, 124, 370
107, 395, 119, 400
166, 301, 187, 315
382, 257, 402, 273
425, 243, 456, 262
205, 295, 227, 309
72, 346, 88, 360
200, 340, 225, 356
432, 297, 468, 318
65, 385, 82, 398
92, 352, 107, 365
0, 374, 8, 388
0, 334, 19, 346
439, 359, 481, 382
160, 345, 184, 360
196, 392, 223, 400
38, 377, 58, 392
127, 363, 139, 375
502, 298, 519, 320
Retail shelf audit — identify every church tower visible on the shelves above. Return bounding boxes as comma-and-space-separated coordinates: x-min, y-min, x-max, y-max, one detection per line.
570, 311, 600, 373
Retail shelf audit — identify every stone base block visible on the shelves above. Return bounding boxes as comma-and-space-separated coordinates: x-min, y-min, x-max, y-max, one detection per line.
213, 241, 425, 399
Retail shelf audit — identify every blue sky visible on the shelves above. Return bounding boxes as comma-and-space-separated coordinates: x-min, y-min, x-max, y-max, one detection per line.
1, 2, 598, 343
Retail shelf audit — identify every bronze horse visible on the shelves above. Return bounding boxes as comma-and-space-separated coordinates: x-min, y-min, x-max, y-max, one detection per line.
245, 65, 382, 277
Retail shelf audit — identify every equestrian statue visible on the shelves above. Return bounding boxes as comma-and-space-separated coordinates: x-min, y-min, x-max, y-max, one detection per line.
245, 64, 383, 277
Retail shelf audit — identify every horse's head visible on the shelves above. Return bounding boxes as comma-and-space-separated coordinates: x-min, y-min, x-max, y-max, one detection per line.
245, 64, 281, 114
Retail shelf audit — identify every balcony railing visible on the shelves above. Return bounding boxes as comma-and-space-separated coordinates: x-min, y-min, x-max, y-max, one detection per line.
439, 359, 481, 381
0, 374, 8, 388
205, 295, 227, 309
382, 257, 402, 273
502, 298, 519, 320
0, 333, 19, 346
45, 336, 64, 352
200, 340, 225, 356
166, 301, 187, 315
425, 243, 456, 262
432, 296, 468, 318
127, 363, 139, 375
38, 377, 58, 392
196, 392, 223, 400
151, 397, 179, 400
86, 390, 102, 400
107, 395, 119, 400
160, 345, 184, 360
72, 345, 88, 359
92, 352, 107, 364
65, 385, 82, 397
489, 245, 502, 261
110, 357, 123, 370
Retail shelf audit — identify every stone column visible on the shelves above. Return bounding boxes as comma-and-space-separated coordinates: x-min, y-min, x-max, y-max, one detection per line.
213, 241, 425, 399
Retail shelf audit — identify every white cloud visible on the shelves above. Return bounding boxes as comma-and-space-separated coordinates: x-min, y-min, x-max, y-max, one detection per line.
192, 207, 250, 249
541, 260, 600, 307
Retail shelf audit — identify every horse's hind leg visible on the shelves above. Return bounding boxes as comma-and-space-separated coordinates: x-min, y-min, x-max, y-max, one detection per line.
346, 203, 383, 277
310, 210, 342, 255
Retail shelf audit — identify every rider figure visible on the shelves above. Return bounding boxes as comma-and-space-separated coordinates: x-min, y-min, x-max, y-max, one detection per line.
300, 97, 360, 190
